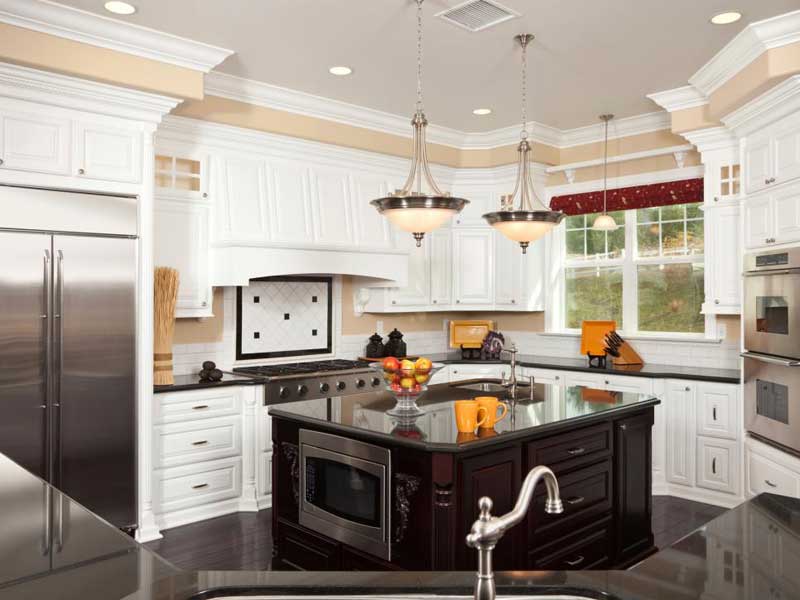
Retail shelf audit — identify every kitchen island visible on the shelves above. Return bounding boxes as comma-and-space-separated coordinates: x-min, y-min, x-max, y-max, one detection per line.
268, 380, 659, 572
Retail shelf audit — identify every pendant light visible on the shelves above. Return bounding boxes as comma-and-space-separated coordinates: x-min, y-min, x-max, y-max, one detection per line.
371, 0, 468, 247
591, 114, 618, 231
483, 34, 564, 254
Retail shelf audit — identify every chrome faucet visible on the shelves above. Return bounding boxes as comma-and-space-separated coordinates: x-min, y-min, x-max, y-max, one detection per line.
501, 343, 519, 392
466, 466, 563, 600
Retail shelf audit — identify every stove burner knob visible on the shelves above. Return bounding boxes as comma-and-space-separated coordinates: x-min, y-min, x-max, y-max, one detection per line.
279, 386, 291, 400
356, 379, 366, 388
371, 377, 381, 387
297, 384, 309, 396
319, 382, 330, 394
336, 381, 346, 391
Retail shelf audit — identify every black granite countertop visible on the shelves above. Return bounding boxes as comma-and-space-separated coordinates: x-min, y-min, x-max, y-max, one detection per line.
268, 382, 659, 451
154, 371, 266, 394
1, 448, 799, 600
427, 352, 741, 384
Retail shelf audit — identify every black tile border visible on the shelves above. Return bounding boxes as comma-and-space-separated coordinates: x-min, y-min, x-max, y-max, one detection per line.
236, 276, 333, 360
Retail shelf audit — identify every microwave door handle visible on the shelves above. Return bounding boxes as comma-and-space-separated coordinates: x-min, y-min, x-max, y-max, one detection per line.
741, 352, 800, 367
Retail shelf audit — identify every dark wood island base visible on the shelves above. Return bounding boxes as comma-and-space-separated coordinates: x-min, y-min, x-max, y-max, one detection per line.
269, 384, 658, 572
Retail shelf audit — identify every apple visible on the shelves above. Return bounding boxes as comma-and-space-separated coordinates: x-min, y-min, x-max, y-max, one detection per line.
414, 372, 430, 385
384, 371, 400, 384
400, 359, 415, 373
414, 357, 432, 373
382, 357, 400, 371
399, 376, 416, 390
412, 383, 422, 392
390, 382, 403, 392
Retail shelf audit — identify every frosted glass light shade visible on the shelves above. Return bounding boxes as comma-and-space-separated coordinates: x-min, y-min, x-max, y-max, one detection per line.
382, 207, 458, 233
490, 219, 557, 243
591, 213, 618, 231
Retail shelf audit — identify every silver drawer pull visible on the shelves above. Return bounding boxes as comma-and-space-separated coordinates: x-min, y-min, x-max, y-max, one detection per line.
564, 555, 585, 567
192, 483, 209, 490
566, 496, 585, 505
566, 447, 586, 456
712, 406, 717, 421
192, 405, 209, 410
192, 440, 209, 446
765, 479, 778, 488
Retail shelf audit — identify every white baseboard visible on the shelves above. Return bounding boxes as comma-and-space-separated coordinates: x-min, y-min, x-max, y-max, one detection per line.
135, 523, 163, 544
257, 494, 272, 511
661, 484, 744, 509
157, 498, 243, 531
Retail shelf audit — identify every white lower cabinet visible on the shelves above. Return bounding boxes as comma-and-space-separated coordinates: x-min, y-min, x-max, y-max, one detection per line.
151, 385, 269, 532
696, 437, 738, 494
745, 436, 800, 499
520, 368, 565, 386
449, 364, 509, 382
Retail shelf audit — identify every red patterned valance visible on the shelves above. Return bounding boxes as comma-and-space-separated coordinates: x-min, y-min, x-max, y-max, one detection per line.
550, 178, 704, 216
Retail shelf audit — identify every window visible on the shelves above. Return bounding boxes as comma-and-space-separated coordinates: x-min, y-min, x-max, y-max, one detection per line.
562, 202, 705, 335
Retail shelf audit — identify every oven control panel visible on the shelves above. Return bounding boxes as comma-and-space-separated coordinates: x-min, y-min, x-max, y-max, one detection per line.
266, 373, 381, 404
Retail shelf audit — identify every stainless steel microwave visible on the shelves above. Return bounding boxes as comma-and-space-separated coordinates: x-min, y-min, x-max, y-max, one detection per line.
744, 248, 800, 360
299, 429, 391, 560
743, 352, 800, 454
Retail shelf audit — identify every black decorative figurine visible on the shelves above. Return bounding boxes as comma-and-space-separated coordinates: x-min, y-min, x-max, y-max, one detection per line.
199, 360, 223, 382
365, 333, 385, 358
383, 328, 407, 358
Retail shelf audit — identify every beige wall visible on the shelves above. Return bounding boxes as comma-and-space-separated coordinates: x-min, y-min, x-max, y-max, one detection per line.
0, 23, 204, 99
173, 287, 225, 344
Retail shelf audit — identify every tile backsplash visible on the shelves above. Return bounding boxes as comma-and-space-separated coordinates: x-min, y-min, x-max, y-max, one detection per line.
238, 277, 332, 359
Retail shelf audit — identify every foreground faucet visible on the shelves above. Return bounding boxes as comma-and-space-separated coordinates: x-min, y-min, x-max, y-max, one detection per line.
466, 466, 563, 600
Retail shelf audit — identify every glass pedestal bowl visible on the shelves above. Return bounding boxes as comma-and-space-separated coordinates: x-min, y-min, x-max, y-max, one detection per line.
370, 362, 445, 417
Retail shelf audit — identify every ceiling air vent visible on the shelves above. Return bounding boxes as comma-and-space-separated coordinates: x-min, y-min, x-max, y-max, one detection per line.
436, 0, 519, 32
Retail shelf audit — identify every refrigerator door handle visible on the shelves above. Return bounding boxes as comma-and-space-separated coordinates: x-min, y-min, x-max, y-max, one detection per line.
55, 492, 64, 553
54, 250, 64, 488
42, 250, 52, 484
41, 484, 51, 556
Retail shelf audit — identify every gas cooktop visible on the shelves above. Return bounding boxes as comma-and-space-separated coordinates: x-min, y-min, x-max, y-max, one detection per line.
234, 359, 371, 379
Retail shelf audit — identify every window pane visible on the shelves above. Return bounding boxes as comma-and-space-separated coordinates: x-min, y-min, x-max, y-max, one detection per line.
638, 223, 660, 257
586, 229, 608, 258
637, 207, 659, 223
565, 266, 623, 329
686, 202, 703, 219
607, 225, 626, 259
662, 222, 686, 255
565, 215, 585, 229
687, 219, 704, 255
660, 204, 685, 221
566, 230, 585, 259
637, 263, 705, 333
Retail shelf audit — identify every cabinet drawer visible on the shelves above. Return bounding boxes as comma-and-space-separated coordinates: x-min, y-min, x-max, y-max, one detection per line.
697, 384, 738, 440
154, 388, 240, 425
276, 518, 340, 571
155, 457, 241, 514
528, 518, 612, 570
449, 364, 508, 382
746, 449, 800, 498
522, 368, 565, 385
527, 423, 611, 472
603, 374, 653, 394
529, 459, 612, 540
155, 416, 241, 468
696, 437, 738, 494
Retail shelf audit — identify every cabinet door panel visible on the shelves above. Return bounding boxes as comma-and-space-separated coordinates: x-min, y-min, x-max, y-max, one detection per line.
696, 383, 738, 440
774, 185, 800, 245
351, 174, 393, 249
74, 122, 141, 183
494, 232, 522, 307
269, 161, 312, 243
705, 204, 741, 311
154, 199, 211, 315
311, 168, 354, 246
388, 235, 430, 306
665, 381, 696, 486
0, 110, 70, 174
696, 437, 737, 494
452, 185, 494, 227
429, 229, 452, 306
744, 194, 773, 249
774, 119, 800, 185
218, 156, 269, 242
745, 135, 772, 194
453, 229, 493, 305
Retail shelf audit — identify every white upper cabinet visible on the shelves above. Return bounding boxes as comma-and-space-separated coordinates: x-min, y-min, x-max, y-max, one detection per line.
744, 180, 800, 249
310, 167, 355, 247
217, 155, 270, 243
429, 229, 452, 306
451, 184, 496, 227
744, 192, 774, 249
0, 108, 70, 175
74, 120, 142, 183
493, 232, 521, 307
268, 161, 312, 244
351, 173, 394, 249
704, 202, 741, 313
744, 111, 800, 194
387, 234, 430, 307
453, 229, 493, 305
773, 183, 800, 244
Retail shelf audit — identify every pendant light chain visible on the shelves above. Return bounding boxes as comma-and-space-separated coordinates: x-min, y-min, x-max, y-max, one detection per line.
603, 116, 608, 214
415, 0, 424, 114
520, 34, 527, 140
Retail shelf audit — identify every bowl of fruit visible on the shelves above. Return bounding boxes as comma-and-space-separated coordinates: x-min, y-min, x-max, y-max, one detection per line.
372, 356, 445, 417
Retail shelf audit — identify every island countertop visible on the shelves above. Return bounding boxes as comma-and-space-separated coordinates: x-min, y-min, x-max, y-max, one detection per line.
268, 381, 659, 452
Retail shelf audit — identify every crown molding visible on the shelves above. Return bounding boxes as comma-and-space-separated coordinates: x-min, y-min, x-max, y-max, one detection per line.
0, 61, 180, 122
205, 71, 670, 151
722, 74, 800, 136
546, 165, 705, 197
0, 0, 233, 72
689, 9, 800, 97
547, 144, 693, 174
680, 126, 738, 154
647, 85, 709, 113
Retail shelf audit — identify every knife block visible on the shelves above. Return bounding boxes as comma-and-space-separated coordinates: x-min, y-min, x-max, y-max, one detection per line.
611, 341, 644, 366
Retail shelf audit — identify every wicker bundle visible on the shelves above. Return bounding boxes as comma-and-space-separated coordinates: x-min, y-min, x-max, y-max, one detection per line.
154, 267, 179, 385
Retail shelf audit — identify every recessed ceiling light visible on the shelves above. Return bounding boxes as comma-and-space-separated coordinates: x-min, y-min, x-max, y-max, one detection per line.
329, 66, 353, 76
473, 108, 492, 115
710, 11, 742, 25
104, 1, 137, 15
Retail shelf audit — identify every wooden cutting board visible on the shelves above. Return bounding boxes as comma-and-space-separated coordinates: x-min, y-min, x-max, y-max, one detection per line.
449, 319, 494, 349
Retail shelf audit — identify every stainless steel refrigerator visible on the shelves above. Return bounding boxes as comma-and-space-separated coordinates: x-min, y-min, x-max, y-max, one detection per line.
0, 184, 138, 531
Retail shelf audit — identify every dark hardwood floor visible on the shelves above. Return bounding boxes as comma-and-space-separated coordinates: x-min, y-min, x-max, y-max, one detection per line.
144, 495, 727, 572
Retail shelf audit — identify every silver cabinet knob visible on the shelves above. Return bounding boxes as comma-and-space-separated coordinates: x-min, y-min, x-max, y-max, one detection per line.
0, 158, 4, 166
391, 300, 397, 305
685, 386, 691, 391
432, 299, 437, 304
78, 168, 85, 175
201, 301, 207, 307
202, 192, 208, 198
511, 299, 516, 304
456, 299, 461, 304
715, 299, 720, 305
713, 196, 719, 202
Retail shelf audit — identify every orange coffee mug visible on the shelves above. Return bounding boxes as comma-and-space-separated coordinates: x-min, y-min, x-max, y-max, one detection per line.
475, 396, 509, 429
454, 400, 488, 433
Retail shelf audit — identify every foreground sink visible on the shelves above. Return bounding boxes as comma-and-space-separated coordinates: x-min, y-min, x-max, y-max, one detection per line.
206, 596, 599, 600
451, 379, 530, 393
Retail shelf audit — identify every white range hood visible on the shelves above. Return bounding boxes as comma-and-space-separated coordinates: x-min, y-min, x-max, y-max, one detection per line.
211, 244, 408, 287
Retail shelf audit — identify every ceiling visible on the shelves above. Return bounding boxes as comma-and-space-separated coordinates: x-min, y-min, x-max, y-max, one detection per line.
55, 0, 800, 132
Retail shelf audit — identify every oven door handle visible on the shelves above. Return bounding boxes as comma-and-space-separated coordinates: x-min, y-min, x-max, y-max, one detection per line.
743, 269, 800, 277
741, 352, 800, 367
